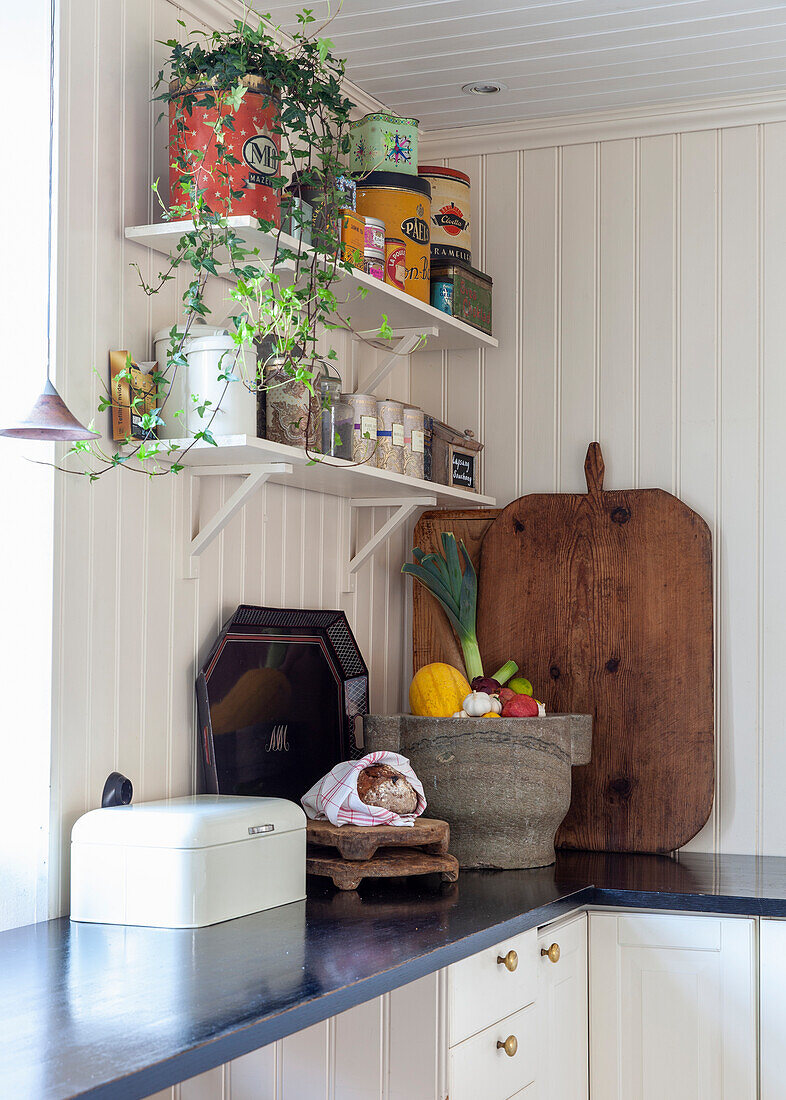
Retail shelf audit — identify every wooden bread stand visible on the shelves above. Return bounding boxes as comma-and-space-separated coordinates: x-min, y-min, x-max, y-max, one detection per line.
306, 818, 459, 891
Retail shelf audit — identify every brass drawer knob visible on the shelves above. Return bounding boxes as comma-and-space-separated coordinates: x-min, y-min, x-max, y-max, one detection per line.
497, 949, 518, 972
541, 942, 561, 963
497, 1035, 518, 1058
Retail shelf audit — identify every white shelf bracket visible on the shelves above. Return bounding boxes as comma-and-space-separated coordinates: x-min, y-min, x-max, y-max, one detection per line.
354, 327, 439, 394
183, 463, 293, 579
344, 495, 436, 593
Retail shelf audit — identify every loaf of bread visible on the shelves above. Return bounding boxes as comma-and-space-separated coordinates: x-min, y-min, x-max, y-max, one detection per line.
356, 763, 418, 815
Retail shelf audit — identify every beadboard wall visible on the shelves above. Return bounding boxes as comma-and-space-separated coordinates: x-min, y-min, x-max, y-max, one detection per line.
49, 0, 786, 1095
415, 114, 786, 862
49, 0, 413, 920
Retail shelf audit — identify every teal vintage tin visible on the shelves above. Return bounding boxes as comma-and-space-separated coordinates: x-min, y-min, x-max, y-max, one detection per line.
431, 280, 454, 315
349, 112, 419, 176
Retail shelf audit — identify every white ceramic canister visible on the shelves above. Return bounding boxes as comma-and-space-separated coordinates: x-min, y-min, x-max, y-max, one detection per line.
344, 392, 378, 465
377, 399, 405, 473
154, 323, 229, 438
403, 406, 425, 479
184, 335, 257, 437
418, 165, 471, 266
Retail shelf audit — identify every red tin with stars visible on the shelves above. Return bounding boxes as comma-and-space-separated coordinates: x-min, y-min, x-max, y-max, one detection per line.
168, 76, 281, 225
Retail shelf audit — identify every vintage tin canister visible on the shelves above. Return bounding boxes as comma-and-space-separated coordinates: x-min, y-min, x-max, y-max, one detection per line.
403, 406, 425, 480
430, 262, 493, 335
418, 165, 471, 266
263, 358, 321, 448
385, 238, 406, 291
363, 254, 385, 281
340, 208, 365, 268
364, 217, 386, 253
344, 393, 378, 465
169, 76, 281, 224
349, 112, 419, 175
356, 173, 431, 302
377, 399, 405, 473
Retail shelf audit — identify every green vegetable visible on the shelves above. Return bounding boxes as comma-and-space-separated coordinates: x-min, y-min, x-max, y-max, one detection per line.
402, 532, 484, 682
491, 660, 518, 686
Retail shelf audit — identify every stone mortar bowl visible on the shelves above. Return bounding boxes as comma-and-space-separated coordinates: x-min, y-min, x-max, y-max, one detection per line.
363, 714, 592, 870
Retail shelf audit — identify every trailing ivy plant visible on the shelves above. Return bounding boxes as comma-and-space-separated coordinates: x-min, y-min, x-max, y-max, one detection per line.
63, 3, 387, 479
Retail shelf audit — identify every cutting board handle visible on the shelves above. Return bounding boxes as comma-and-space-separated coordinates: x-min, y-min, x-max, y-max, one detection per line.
584, 442, 605, 498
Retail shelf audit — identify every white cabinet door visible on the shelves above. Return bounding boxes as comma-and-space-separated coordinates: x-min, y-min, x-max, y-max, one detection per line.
589, 912, 756, 1100
537, 912, 588, 1100
760, 917, 786, 1098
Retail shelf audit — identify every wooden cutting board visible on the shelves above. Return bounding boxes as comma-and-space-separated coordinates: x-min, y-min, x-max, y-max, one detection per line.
476, 443, 714, 854
412, 508, 500, 675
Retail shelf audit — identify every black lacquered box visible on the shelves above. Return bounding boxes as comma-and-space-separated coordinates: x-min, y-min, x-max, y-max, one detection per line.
197, 606, 368, 803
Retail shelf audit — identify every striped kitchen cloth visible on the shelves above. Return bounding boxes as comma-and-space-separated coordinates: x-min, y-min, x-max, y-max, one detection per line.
301, 751, 427, 827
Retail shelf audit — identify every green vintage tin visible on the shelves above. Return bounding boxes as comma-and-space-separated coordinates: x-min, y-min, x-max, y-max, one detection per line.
430, 262, 492, 335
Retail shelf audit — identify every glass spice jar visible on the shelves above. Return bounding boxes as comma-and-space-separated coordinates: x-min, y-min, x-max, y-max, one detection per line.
318, 370, 353, 460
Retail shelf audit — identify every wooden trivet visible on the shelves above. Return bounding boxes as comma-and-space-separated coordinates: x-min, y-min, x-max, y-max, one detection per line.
306, 845, 459, 891
306, 817, 450, 862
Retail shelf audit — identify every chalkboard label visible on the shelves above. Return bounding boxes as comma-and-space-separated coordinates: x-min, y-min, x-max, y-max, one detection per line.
451, 450, 475, 489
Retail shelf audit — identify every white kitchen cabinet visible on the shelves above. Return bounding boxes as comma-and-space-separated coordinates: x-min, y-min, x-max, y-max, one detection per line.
589, 912, 756, 1100
760, 917, 786, 1098
537, 912, 588, 1100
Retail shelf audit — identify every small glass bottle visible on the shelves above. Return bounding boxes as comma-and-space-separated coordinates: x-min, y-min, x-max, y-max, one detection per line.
319, 366, 353, 460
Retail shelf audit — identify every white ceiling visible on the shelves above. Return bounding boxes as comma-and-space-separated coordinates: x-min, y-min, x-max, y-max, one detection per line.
264, 0, 786, 130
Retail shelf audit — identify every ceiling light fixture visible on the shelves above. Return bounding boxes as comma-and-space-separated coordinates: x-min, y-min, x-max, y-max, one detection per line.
461, 80, 507, 96
0, 0, 98, 441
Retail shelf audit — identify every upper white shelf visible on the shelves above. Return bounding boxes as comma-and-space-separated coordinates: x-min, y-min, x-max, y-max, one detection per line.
150, 434, 497, 507
125, 217, 498, 354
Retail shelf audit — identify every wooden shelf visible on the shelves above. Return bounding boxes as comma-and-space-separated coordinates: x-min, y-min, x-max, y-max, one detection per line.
125, 217, 498, 354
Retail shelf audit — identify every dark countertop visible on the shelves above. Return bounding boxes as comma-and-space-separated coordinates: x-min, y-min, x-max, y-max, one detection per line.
4, 850, 786, 1100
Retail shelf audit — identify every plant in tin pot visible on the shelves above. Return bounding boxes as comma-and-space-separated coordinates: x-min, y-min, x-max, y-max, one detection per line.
62, 5, 380, 479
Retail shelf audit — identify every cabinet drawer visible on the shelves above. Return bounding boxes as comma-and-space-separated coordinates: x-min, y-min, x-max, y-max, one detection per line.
448, 1003, 537, 1100
449, 927, 537, 1046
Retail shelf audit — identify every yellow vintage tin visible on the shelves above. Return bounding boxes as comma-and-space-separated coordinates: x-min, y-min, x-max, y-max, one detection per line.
355, 172, 432, 302
340, 208, 365, 268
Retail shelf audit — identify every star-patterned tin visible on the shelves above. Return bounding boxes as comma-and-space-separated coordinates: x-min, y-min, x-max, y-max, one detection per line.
169, 75, 282, 225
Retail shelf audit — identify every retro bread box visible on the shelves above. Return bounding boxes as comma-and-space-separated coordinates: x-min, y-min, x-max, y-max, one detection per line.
70, 794, 306, 928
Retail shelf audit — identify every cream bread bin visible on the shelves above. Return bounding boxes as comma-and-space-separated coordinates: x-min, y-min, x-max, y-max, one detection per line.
70, 794, 306, 928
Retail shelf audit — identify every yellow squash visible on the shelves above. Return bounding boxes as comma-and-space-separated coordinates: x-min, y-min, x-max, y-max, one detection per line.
409, 663, 472, 717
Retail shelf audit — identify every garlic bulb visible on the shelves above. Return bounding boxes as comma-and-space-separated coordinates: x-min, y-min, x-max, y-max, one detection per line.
462, 691, 493, 717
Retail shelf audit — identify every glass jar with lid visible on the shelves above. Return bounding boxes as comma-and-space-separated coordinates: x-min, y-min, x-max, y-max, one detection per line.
318, 363, 353, 460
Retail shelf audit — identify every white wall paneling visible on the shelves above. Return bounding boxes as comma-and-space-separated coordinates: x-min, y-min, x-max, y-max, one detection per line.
417, 107, 786, 859
51, 0, 419, 918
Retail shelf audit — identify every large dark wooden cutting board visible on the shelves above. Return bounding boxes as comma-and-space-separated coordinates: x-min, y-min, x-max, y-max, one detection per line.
475, 444, 714, 853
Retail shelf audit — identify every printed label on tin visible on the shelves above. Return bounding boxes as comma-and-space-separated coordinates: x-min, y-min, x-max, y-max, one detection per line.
392, 423, 405, 447
360, 415, 377, 440
434, 203, 468, 236
411, 429, 425, 454
401, 202, 430, 245
242, 134, 279, 183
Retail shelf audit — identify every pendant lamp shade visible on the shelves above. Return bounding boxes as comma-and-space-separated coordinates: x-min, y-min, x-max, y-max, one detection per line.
0, 379, 98, 441
0, 0, 100, 444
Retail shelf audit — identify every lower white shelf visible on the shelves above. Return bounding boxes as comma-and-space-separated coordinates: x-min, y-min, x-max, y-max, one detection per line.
154, 434, 496, 507
150, 435, 496, 581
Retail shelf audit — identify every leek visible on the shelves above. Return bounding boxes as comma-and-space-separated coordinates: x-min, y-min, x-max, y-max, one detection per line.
491, 660, 518, 685
402, 531, 484, 682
